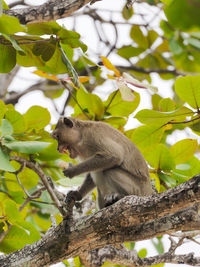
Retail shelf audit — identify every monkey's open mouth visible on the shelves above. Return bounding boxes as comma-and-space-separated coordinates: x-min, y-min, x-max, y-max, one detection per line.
59, 145, 76, 159
59, 145, 70, 155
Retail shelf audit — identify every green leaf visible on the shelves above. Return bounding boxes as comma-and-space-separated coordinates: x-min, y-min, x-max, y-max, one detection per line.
124, 242, 135, 250
160, 20, 174, 38
19, 220, 40, 243
37, 141, 61, 161
0, 100, 6, 120
130, 25, 148, 49
3, 135, 15, 142
104, 90, 140, 117
0, 14, 25, 34
170, 139, 198, 165
122, 4, 134, 20
0, 44, 16, 73
130, 122, 165, 151
151, 237, 164, 255
147, 30, 159, 46
138, 248, 147, 258
158, 98, 176, 112
175, 75, 200, 109
32, 41, 56, 62
118, 45, 144, 59
0, 223, 40, 253
59, 43, 79, 87
0, 148, 15, 172
103, 117, 127, 128
164, 0, 200, 31
2, 0, 9, 9
58, 28, 87, 52
145, 144, 175, 171
0, 119, 13, 136
4, 199, 22, 224
4, 172, 21, 192
188, 37, 200, 50
27, 22, 61, 35
2, 34, 25, 54
18, 167, 39, 189
174, 156, 200, 178
38, 43, 69, 74
76, 88, 104, 118
5, 110, 26, 134
190, 120, 200, 135
135, 107, 192, 124
24, 106, 51, 130
4, 141, 51, 154
159, 172, 176, 187
169, 38, 183, 55
0, 226, 32, 253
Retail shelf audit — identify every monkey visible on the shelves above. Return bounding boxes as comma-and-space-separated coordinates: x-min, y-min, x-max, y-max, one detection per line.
52, 117, 153, 209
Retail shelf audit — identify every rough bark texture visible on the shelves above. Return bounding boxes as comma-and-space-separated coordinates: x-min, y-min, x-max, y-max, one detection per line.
0, 174, 200, 267
4, 0, 92, 24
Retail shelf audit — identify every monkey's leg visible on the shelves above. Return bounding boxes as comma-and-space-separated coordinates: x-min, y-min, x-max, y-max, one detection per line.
104, 193, 125, 207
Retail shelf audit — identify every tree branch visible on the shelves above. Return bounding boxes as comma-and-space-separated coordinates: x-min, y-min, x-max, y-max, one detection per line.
90, 245, 200, 266
4, 0, 93, 25
0, 174, 200, 266
10, 156, 67, 216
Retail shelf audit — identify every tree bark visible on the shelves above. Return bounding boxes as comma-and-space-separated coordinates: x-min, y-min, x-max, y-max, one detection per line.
0, 174, 200, 267
4, 0, 93, 24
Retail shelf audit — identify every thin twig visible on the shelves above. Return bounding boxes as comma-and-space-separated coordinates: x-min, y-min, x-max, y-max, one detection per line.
10, 156, 67, 216
61, 80, 91, 120
104, 89, 119, 115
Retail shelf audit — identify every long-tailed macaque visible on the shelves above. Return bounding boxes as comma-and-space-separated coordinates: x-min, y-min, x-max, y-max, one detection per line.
52, 117, 153, 209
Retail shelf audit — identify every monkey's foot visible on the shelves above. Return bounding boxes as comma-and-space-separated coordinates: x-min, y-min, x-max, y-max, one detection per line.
104, 193, 125, 207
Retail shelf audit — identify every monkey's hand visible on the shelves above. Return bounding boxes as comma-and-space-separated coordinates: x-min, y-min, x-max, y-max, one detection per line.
63, 163, 76, 178
65, 190, 82, 206
104, 193, 125, 207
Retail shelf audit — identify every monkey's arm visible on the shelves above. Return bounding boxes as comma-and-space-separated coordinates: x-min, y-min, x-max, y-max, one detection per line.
63, 152, 123, 178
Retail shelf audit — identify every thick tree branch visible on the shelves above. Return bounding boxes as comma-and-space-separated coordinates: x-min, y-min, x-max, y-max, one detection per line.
2, 80, 63, 105
0, 174, 200, 266
4, 0, 93, 24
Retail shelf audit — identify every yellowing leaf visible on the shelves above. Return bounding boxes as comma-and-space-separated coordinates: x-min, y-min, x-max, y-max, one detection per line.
33, 70, 59, 82
101, 56, 120, 77
78, 76, 90, 83
107, 74, 115, 80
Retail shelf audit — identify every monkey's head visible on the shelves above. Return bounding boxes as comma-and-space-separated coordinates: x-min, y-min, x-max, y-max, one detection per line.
51, 117, 81, 159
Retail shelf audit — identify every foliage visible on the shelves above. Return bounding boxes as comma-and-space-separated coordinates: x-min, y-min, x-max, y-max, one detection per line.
0, 0, 200, 266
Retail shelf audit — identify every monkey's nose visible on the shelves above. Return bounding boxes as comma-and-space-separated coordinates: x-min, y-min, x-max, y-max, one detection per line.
51, 131, 57, 139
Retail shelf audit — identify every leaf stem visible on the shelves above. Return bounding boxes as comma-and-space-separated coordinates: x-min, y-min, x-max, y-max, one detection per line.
104, 89, 119, 115
61, 80, 91, 120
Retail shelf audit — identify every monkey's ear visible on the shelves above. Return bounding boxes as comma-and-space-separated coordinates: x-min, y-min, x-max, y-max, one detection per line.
64, 117, 73, 128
